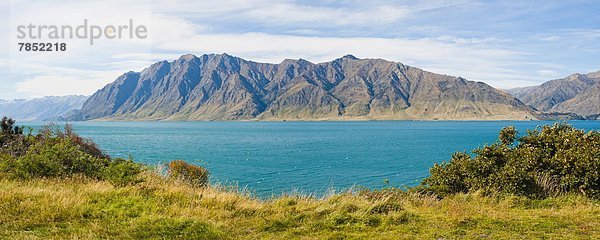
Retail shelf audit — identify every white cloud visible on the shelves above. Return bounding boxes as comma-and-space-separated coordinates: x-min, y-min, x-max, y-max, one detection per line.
15, 72, 119, 97
243, 3, 411, 27
9, 60, 123, 97
149, 0, 413, 27
537, 69, 559, 78
3, 8, 535, 97
5, 0, 153, 98
539, 35, 561, 41
3, 0, 598, 99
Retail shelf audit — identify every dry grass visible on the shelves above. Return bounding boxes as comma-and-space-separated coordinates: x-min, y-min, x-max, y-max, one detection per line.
1, 173, 599, 239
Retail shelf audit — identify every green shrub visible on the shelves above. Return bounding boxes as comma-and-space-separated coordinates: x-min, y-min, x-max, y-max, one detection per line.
63, 123, 109, 159
168, 160, 210, 187
422, 123, 600, 198
0, 117, 144, 187
0, 117, 29, 157
0, 117, 22, 136
5, 137, 109, 179
102, 158, 144, 186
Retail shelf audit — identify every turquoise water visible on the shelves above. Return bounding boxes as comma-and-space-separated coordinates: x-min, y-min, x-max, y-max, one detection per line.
22, 121, 600, 197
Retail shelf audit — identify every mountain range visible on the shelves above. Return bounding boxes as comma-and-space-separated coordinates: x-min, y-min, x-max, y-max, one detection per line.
2, 54, 597, 121
68, 54, 536, 121
0, 95, 88, 121
507, 71, 600, 118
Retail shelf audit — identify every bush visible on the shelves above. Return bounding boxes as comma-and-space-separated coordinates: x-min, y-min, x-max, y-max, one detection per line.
64, 124, 109, 158
0, 117, 144, 187
422, 123, 600, 198
0, 117, 28, 155
168, 160, 210, 187
102, 158, 144, 186
4, 136, 109, 179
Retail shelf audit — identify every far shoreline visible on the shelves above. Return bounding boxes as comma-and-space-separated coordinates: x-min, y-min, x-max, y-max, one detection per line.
17, 119, 599, 124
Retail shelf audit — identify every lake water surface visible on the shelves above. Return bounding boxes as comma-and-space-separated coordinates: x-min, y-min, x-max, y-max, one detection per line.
22, 121, 600, 197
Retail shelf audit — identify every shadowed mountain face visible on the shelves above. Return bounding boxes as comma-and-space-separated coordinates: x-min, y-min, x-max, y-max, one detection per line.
0, 95, 88, 121
508, 71, 600, 117
71, 54, 535, 121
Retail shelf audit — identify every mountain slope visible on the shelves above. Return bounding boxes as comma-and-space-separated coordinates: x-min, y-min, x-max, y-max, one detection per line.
551, 84, 600, 116
71, 54, 536, 121
0, 95, 88, 121
507, 71, 600, 116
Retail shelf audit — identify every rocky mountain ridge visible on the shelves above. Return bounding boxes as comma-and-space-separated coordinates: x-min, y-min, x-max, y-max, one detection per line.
70, 53, 536, 121
507, 71, 600, 118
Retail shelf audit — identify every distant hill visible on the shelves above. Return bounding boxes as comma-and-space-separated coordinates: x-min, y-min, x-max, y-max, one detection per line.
0, 95, 88, 121
507, 71, 600, 118
69, 53, 536, 121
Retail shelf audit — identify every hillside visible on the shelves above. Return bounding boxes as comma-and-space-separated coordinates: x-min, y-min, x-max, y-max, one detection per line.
70, 54, 535, 121
508, 71, 600, 117
0, 95, 88, 121
551, 84, 600, 117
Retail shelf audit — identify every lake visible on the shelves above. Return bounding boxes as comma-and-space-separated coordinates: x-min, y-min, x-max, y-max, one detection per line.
21, 121, 600, 197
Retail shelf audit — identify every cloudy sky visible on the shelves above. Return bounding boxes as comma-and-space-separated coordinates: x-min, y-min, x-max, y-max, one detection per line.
1, 0, 599, 99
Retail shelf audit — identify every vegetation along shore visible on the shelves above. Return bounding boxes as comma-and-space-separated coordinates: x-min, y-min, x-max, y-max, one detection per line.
0, 116, 598, 239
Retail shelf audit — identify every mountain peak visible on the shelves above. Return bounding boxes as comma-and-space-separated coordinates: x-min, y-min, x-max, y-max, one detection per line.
340, 54, 358, 60
179, 54, 198, 61
280, 58, 312, 65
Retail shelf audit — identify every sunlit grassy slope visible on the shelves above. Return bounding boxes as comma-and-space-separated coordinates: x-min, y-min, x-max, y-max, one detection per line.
1, 173, 598, 239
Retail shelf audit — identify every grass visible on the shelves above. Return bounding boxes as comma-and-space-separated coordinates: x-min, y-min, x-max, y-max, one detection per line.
1, 172, 598, 239
1, 121, 598, 239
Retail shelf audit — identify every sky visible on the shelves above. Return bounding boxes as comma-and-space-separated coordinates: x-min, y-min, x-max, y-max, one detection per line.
1, 0, 599, 99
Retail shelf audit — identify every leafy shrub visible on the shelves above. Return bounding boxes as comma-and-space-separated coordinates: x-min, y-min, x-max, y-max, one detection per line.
4, 137, 109, 179
422, 123, 600, 198
168, 160, 210, 187
102, 158, 144, 186
37, 123, 109, 159
0, 117, 144, 187
0, 117, 28, 156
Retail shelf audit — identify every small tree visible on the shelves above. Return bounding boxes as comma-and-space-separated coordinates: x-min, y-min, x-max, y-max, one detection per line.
1, 117, 22, 147
1, 117, 22, 136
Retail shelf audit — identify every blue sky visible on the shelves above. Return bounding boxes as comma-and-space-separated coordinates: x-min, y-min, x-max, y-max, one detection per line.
1, 0, 599, 99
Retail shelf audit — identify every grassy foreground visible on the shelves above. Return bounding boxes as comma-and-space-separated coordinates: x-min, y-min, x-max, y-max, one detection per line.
1, 173, 599, 239
1, 118, 599, 239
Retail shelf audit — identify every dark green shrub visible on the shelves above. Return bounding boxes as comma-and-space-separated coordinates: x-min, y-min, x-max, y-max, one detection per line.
0, 117, 144, 186
5, 137, 109, 179
0, 117, 26, 152
0, 117, 22, 136
422, 123, 600, 198
168, 160, 210, 187
102, 158, 144, 186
